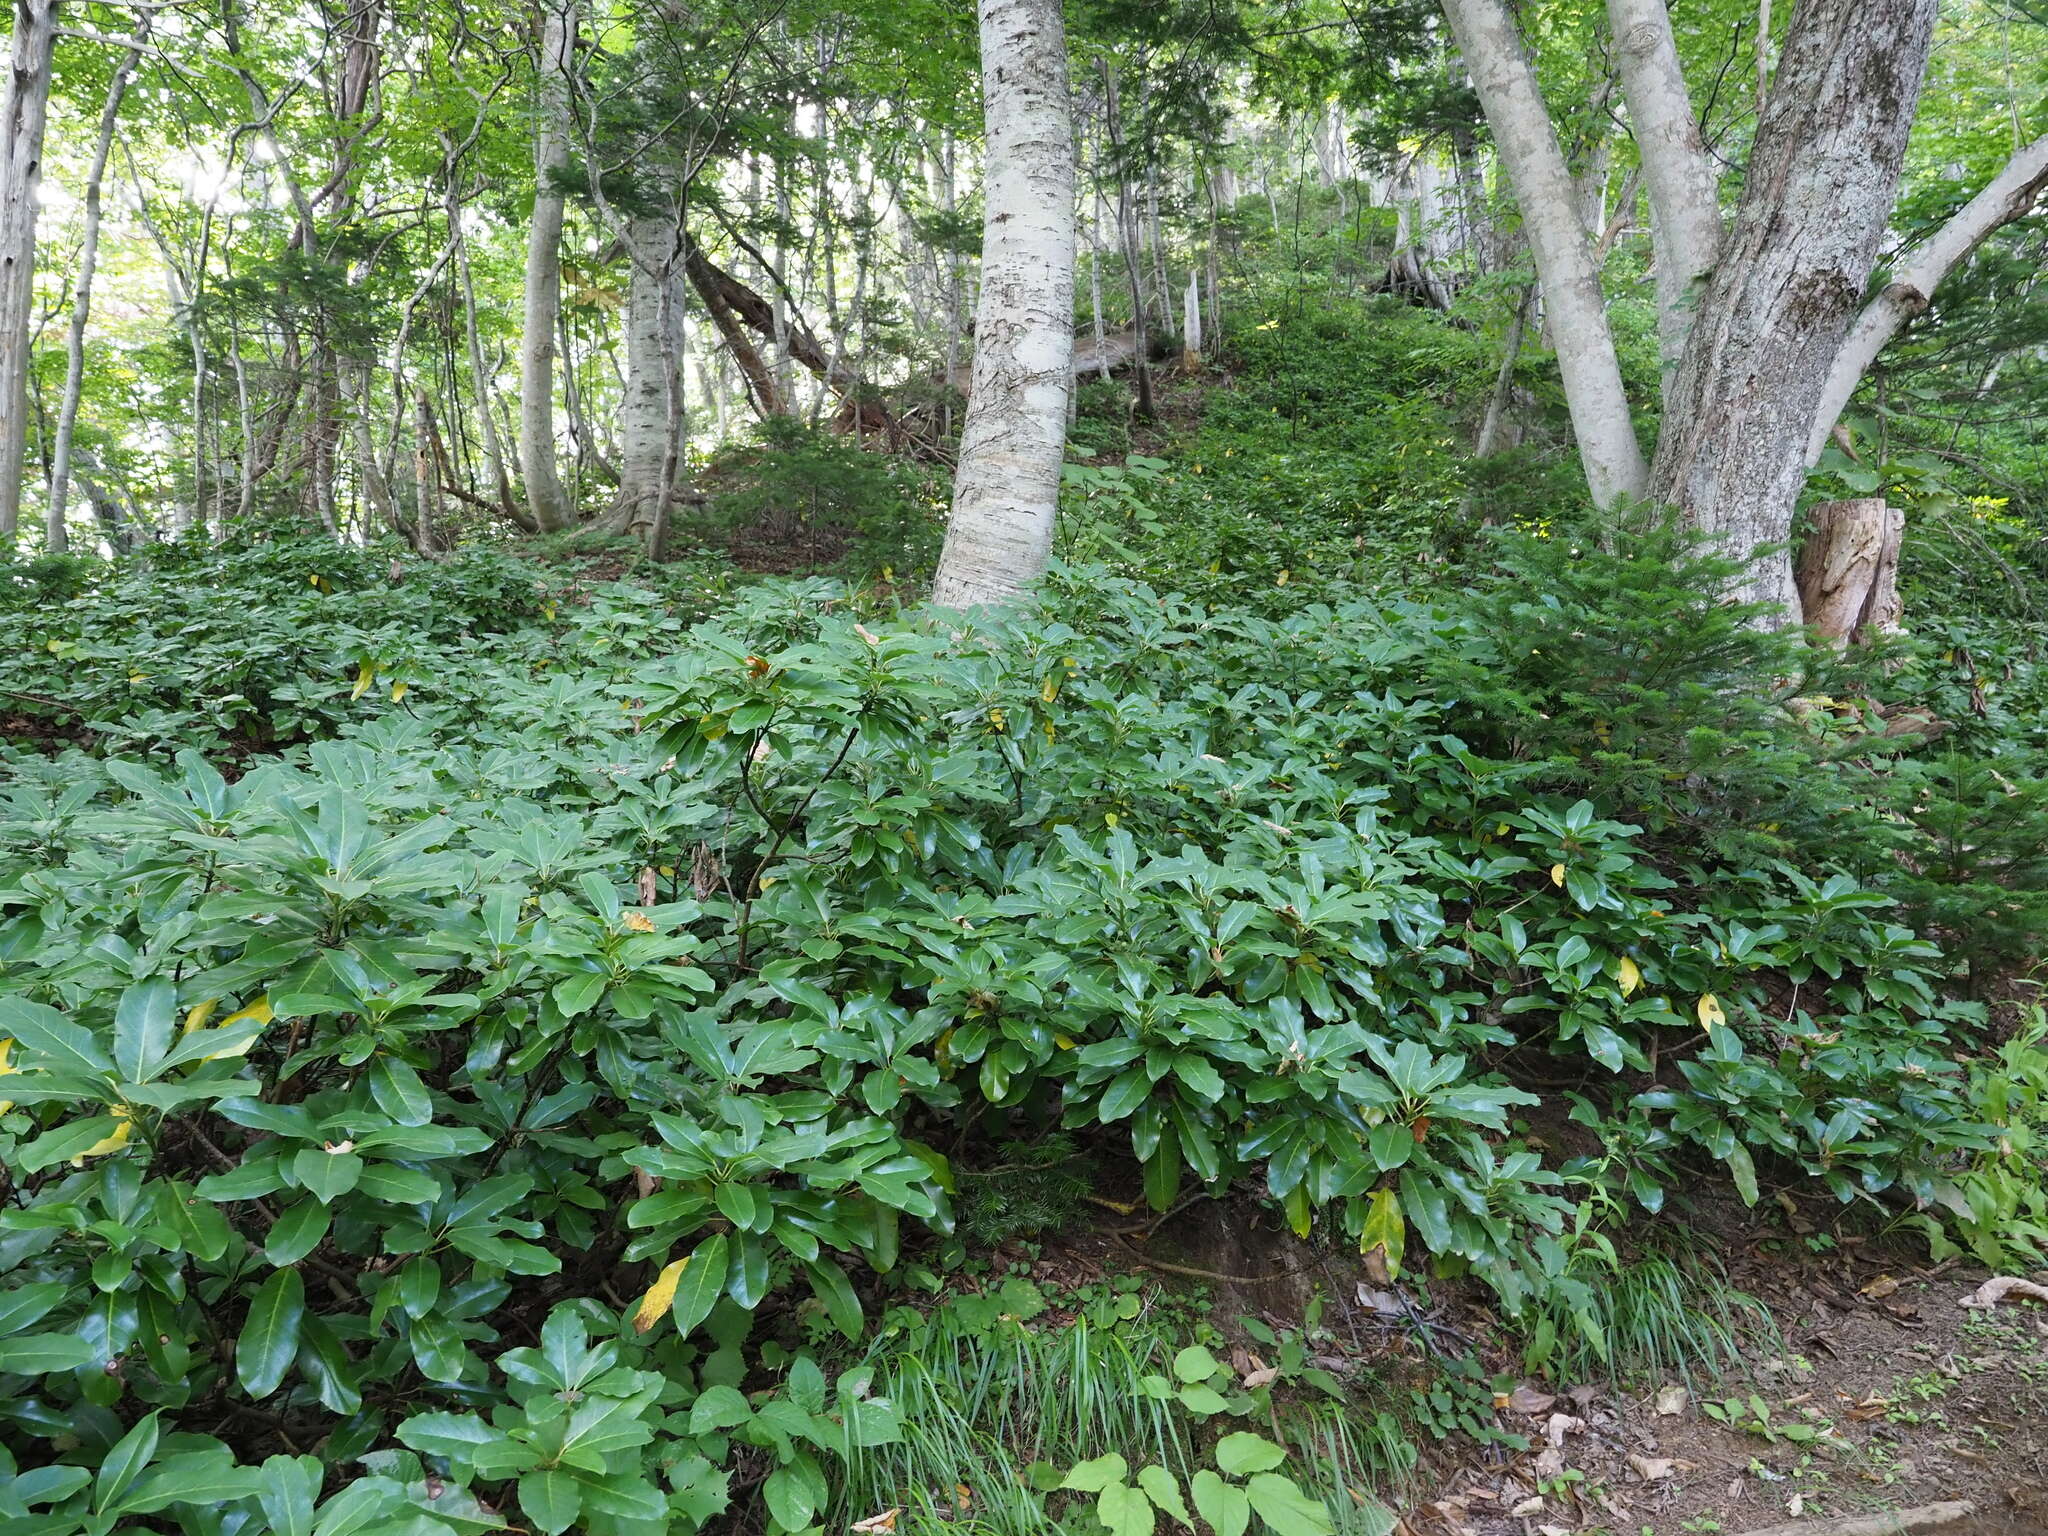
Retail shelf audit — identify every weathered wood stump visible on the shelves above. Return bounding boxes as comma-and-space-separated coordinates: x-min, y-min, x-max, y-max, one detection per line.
1796, 497, 1904, 643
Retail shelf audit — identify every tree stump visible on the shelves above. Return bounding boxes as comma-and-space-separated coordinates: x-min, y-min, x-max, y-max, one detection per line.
1795, 498, 1903, 643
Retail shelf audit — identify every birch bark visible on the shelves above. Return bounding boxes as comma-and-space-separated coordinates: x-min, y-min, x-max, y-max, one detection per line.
520, 0, 577, 532
930, 0, 1076, 610
1439, 0, 1648, 507
0, 0, 57, 541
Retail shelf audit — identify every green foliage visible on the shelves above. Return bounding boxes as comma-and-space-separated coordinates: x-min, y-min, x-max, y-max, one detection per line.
0, 534, 734, 755
1899, 1010, 2048, 1271
700, 418, 946, 581
835, 1280, 1390, 1536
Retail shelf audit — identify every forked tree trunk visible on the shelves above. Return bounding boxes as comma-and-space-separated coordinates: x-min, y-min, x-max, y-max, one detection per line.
1650, 0, 1937, 620
930, 0, 1076, 610
1805, 131, 2048, 465
0, 0, 57, 543
519, 0, 577, 533
1438, 0, 1648, 508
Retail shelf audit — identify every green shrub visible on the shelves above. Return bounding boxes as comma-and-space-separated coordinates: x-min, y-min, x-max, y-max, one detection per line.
0, 535, 2034, 1532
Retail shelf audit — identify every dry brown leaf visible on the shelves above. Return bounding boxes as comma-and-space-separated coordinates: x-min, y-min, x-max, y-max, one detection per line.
1510, 1497, 1544, 1517
1508, 1384, 1557, 1416
852, 1510, 900, 1534
1543, 1412, 1585, 1447
1860, 1273, 1901, 1299
1654, 1385, 1689, 1416
1628, 1454, 1675, 1482
1242, 1367, 1279, 1389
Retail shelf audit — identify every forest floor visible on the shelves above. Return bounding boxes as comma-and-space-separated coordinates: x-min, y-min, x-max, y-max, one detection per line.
1000, 1189, 2048, 1536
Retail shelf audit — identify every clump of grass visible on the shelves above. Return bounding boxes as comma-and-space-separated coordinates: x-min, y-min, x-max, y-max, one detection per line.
832, 1279, 1405, 1536
1524, 1249, 1776, 1388
1280, 1400, 1415, 1535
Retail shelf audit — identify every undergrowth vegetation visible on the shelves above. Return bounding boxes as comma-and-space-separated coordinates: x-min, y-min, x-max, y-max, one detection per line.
3, 275, 2048, 1536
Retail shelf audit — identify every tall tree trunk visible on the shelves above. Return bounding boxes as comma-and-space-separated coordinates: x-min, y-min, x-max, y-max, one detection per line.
48, 24, 145, 551
443, 152, 518, 520
1606, 0, 1723, 390
1650, 0, 1937, 619
520, 0, 577, 533
614, 214, 681, 538
1100, 63, 1154, 420
1440, 0, 1648, 507
930, 0, 1075, 609
0, 0, 57, 543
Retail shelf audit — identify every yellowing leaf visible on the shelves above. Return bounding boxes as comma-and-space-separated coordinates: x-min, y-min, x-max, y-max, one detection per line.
223, 995, 274, 1029
1360, 1188, 1406, 1280
1697, 994, 1726, 1028
1550, 863, 1566, 887
182, 999, 220, 1035
1618, 958, 1642, 997
1041, 675, 1059, 704
390, 680, 409, 703
0, 1036, 16, 1116
72, 1107, 134, 1165
1275, 570, 1290, 587
351, 661, 375, 700
201, 995, 274, 1061
634, 1257, 688, 1333
622, 911, 656, 933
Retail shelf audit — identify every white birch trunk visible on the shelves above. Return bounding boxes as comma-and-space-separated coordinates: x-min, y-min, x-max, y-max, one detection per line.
47, 25, 144, 551
1651, 0, 1937, 620
1606, 0, 1723, 386
1805, 131, 2048, 465
1440, 0, 1648, 508
0, 0, 57, 543
931, 0, 1075, 610
614, 214, 681, 538
519, 0, 576, 533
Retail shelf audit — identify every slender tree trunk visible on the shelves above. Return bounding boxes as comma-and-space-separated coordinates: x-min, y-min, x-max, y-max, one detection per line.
1650, 0, 1938, 619
1805, 131, 2048, 464
1440, 0, 1648, 507
1606, 0, 1723, 389
520, 0, 577, 532
446, 165, 518, 520
930, 0, 1075, 609
47, 25, 145, 550
414, 394, 443, 553
0, 0, 57, 543
615, 213, 680, 537
1101, 63, 1154, 419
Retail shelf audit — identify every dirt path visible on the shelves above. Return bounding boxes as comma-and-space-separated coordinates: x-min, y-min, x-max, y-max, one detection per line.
1423, 1270, 2048, 1536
